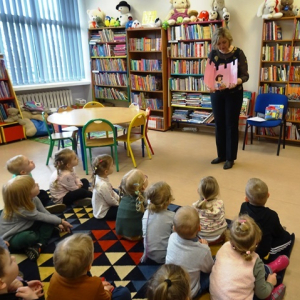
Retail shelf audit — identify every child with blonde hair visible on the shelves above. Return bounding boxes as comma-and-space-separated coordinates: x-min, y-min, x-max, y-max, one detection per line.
47, 233, 131, 300
209, 215, 289, 300
0, 246, 44, 299
142, 182, 175, 263
91, 154, 119, 220
193, 176, 227, 241
147, 264, 191, 300
49, 149, 92, 206
6, 154, 65, 213
0, 176, 72, 261
116, 169, 148, 241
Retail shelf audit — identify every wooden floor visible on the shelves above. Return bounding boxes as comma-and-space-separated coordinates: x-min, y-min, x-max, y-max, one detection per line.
0, 129, 299, 299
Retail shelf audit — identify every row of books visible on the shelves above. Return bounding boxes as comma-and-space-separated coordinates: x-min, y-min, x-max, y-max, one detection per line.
129, 38, 161, 51
91, 58, 127, 72
294, 21, 300, 40
130, 75, 162, 91
289, 66, 300, 82
293, 46, 300, 61
258, 85, 285, 95
170, 41, 211, 58
90, 44, 126, 57
0, 81, 11, 98
131, 94, 163, 110
94, 86, 128, 101
0, 59, 7, 79
171, 59, 207, 75
286, 123, 300, 140
263, 21, 282, 41
0, 101, 15, 122
260, 65, 288, 82
287, 84, 300, 100
287, 107, 300, 121
130, 59, 162, 72
93, 73, 128, 87
168, 23, 220, 41
172, 109, 214, 124
148, 116, 164, 129
89, 30, 126, 43
171, 92, 211, 108
169, 77, 208, 92
262, 44, 290, 62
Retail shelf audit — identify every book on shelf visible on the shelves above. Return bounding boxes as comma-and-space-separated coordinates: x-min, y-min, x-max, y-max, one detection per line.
240, 98, 250, 116
265, 104, 284, 120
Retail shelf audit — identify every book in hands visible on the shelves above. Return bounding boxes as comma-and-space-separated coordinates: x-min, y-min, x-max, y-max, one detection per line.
265, 104, 284, 120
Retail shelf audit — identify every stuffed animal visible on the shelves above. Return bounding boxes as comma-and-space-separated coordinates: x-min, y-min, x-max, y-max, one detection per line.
110, 17, 116, 26
198, 10, 209, 21
209, 10, 218, 20
87, 8, 106, 28
293, 5, 300, 15
166, 0, 198, 26
18, 118, 37, 137
131, 20, 142, 28
280, 0, 294, 16
105, 16, 111, 27
222, 8, 230, 23
212, 0, 230, 20
257, 0, 283, 19
116, 1, 133, 26
4, 107, 21, 123
126, 19, 134, 29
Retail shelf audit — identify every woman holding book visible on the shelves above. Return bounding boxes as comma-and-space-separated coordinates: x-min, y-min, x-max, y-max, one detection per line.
205, 27, 249, 170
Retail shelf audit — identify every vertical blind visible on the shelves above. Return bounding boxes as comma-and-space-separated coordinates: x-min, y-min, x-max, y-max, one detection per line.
0, 0, 84, 86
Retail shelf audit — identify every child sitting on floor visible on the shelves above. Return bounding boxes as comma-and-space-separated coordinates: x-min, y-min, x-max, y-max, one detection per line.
47, 233, 131, 300
49, 149, 92, 206
6, 154, 65, 214
147, 264, 191, 300
166, 206, 214, 298
209, 215, 289, 300
193, 176, 227, 243
91, 154, 119, 220
116, 169, 148, 241
240, 178, 293, 261
142, 181, 175, 263
0, 176, 72, 261
0, 246, 44, 300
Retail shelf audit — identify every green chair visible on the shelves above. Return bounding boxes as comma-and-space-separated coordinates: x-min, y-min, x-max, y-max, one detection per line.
42, 112, 77, 165
82, 118, 119, 175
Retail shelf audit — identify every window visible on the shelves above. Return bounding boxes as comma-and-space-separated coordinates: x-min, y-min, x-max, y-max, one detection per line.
0, 0, 84, 86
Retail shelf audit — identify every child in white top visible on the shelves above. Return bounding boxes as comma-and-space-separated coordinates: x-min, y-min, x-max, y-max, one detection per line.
91, 154, 119, 220
49, 149, 92, 205
142, 181, 175, 263
210, 215, 288, 300
193, 176, 227, 240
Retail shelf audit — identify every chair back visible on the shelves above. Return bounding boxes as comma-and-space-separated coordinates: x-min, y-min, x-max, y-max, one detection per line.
82, 119, 115, 137
57, 105, 73, 113
42, 112, 53, 138
83, 101, 104, 108
128, 113, 147, 134
255, 94, 289, 118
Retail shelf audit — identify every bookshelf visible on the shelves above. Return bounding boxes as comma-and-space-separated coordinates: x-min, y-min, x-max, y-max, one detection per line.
167, 21, 223, 129
0, 55, 25, 144
258, 17, 300, 142
127, 27, 168, 131
89, 27, 130, 106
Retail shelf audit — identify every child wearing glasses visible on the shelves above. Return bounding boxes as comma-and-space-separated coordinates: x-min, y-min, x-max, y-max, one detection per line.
116, 169, 148, 241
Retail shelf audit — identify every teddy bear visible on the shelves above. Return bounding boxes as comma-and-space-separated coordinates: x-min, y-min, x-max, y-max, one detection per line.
166, 0, 198, 26
116, 1, 133, 26
280, 0, 294, 16
87, 8, 106, 28
257, 0, 283, 19
20, 110, 49, 137
212, 0, 230, 20
4, 107, 21, 123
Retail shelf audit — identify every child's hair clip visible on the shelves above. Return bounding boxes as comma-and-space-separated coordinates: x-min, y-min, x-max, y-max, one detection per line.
246, 250, 251, 255
135, 191, 140, 195
133, 183, 140, 186
99, 159, 103, 163
239, 219, 247, 223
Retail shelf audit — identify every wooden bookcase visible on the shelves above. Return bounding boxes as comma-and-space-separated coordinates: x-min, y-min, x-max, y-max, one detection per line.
258, 17, 300, 142
89, 27, 130, 106
0, 55, 25, 144
127, 27, 168, 131
167, 21, 223, 129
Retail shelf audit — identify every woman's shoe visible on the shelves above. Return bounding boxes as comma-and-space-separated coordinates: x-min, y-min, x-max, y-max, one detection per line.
211, 157, 226, 164
223, 160, 234, 169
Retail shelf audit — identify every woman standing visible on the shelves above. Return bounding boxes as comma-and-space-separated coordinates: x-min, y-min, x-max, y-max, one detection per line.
207, 27, 249, 169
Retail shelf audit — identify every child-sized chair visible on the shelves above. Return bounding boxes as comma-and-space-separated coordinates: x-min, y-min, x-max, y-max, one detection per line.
83, 101, 104, 108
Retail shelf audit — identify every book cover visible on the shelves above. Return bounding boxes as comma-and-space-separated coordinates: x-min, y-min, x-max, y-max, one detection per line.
240, 98, 250, 116
265, 104, 284, 120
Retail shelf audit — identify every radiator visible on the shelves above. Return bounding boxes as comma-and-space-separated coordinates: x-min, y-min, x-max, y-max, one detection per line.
17, 90, 73, 111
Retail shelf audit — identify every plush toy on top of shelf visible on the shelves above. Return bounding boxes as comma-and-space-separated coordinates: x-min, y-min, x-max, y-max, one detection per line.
116, 1, 133, 26
198, 10, 209, 21
4, 107, 21, 123
211, 0, 230, 20
209, 10, 218, 20
165, 0, 198, 26
280, 0, 294, 16
87, 8, 106, 28
257, 0, 283, 19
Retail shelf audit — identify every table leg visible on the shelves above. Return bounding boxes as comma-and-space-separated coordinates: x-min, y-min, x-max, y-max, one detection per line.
78, 127, 85, 171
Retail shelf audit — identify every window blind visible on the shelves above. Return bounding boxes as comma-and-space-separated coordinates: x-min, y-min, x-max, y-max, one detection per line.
0, 0, 84, 86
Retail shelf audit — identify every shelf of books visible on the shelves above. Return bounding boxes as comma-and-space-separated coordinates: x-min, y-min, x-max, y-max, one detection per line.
257, 17, 300, 142
127, 27, 168, 131
0, 55, 25, 144
167, 21, 223, 128
89, 27, 130, 106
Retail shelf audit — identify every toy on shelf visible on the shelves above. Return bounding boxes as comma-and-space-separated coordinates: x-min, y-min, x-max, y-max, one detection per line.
212, 0, 230, 20
209, 10, 218, 20
293, 6, 300, 15
4, 107, 21, 123
131, 20, 142, 28
87, 8, 106, 28
166, 0, 198, 26
116, 1, 133, 26
257, 0, 283, 19
280, 0, 294, 16
198, 10, 209, 21
126, 19, 134, 28
105, 16, 111, 27
222, 8, 230, 25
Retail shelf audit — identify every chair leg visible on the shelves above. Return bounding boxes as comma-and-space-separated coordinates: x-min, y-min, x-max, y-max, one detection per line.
143, 138, 152, 160
242, 123, 248, 150
47, 141, 54, 165
283, 122, 286, 149
127, 142, 137, 168
250, 125, 253, 144
84, 147, 89, 176
114, 144, 119, 172
277, 125, 283, 156
110, 145, 113, 158
146, 134, 154, 155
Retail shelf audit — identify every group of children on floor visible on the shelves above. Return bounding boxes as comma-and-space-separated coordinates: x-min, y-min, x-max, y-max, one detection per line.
0, 148, 294, 300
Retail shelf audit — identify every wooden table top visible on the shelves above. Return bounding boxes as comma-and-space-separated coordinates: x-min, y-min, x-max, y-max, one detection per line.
47, 107, 143, 127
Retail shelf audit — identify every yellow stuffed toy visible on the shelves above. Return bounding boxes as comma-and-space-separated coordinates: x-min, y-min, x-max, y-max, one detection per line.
166, 0, 198, 25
